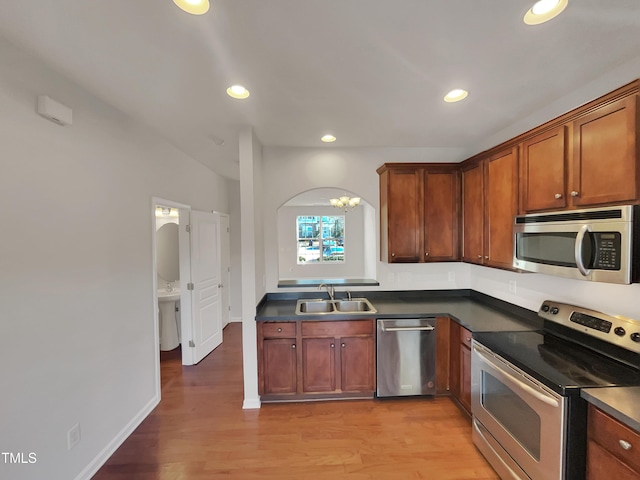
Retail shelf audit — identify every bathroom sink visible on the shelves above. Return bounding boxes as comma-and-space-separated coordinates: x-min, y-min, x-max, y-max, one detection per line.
295, 298, 376, 315
158, 289, 180, 303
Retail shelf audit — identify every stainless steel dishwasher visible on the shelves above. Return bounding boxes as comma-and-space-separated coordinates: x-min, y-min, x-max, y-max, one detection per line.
376, 318, 437, 397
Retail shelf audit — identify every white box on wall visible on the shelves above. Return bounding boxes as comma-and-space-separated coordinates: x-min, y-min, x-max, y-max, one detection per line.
37, 95, 73, 126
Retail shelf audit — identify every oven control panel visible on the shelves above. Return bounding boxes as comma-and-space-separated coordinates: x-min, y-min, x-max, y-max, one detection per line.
539, 301, 640, 353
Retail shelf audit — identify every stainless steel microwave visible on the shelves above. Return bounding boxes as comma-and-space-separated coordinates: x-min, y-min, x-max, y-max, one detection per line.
513, 205, 640, 284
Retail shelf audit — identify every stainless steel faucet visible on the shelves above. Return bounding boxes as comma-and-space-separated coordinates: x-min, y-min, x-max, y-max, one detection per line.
318, 283, 334, 300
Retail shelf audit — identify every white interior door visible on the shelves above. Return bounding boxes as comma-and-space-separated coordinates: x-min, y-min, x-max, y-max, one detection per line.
189, 210, 223, 363
220, 214, 231, 327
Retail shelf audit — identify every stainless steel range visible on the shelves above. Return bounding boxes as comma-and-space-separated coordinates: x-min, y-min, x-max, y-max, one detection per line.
471, 301, 640, 480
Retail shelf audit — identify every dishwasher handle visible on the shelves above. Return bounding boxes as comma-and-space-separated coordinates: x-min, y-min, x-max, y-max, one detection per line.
379, 320, 435, 332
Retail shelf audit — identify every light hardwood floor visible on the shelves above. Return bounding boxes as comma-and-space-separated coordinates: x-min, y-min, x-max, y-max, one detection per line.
93, 323, 498, 479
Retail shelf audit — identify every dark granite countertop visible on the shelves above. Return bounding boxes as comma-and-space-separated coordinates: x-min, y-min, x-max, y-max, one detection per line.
256, 289, 543, 333
581, 386, 640, 433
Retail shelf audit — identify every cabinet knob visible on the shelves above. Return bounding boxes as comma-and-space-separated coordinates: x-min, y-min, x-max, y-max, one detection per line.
571, 191, 579, 197
484, 256, 489, 260
477, 255, 482, 259
391, 253, 395, 257
619, 440, 632, 450
425, 252, 429, 257
277, 328, 282, 333
330, 343, 335, 348
341, 343, 346, 348
291, 344, 296, 349
554, 193, 562, 199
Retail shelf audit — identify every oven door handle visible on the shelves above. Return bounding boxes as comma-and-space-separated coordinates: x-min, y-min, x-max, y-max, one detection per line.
473, 344, 560, 408
575, 224, 592, 277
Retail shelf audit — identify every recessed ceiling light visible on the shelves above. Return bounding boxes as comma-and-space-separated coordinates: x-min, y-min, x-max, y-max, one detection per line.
226, 85, 250, 99
444, 89, 469, 103
321, 134, 336, 143
173, 0, 210, 15
524, 0, 568, 25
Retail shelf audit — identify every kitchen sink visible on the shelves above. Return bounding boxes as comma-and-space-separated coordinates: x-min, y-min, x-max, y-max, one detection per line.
295, 298, 377, 315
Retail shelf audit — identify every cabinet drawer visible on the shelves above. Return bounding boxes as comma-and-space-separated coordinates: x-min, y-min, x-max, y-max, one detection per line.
262, 322, 296, 338
589, 405, 640, 472
302, 320, 373, 337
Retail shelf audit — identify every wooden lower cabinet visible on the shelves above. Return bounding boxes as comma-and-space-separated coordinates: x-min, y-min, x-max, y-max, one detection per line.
259, 319, 375, 401
587, 404, 640, 479
449, 321, 472, 415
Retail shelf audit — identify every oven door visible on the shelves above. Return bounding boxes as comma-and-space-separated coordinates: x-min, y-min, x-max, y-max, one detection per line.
471, 341, 567, 480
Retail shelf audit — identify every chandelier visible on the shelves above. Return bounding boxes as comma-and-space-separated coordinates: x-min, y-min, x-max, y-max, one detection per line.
330, 195, 361, 212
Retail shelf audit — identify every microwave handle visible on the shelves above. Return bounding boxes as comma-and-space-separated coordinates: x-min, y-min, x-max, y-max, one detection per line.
575, 224, 592, 277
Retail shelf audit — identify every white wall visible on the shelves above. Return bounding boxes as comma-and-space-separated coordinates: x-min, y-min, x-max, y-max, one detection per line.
227, 180, 243, 321
278, 205, 366, 279
0, 37, 229, 480
262, 146, 469, 292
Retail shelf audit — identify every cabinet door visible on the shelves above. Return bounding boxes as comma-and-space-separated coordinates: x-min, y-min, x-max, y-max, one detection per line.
485, 147, 519, 269
424, 170, 460, 261
386, 168, 423, 262
339, 336, 374, 392
460, 342, 472, 413
462, 162, 484, 264
262, 338, 297, 395
572, 95, 638, 206
521, 126, 567, 212
302, 337, 336, 393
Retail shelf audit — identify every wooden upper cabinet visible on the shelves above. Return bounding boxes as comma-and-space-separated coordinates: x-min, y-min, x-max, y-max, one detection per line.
485, 147, 519, 269
521, 126, 567, 212
424, 169, 460, 261
462, 161, 485, 264
572, 94, 638, 207
380, 166, 423, 262
378, 163, 460, 263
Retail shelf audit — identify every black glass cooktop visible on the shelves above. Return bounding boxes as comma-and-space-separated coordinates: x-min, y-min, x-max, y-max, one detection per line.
473, 330, 640, 396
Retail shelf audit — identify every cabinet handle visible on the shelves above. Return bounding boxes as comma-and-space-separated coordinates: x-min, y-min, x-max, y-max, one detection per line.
391, 253, 395, 257
484, 256, 489, 260
619, 440, 632, 450
554, 193, 562, 199
277, 328, 282, 333
291, 344, 296, 349
330, 343, 335, 348
571, 191, 579, 197
477, 255, 482, 259
425, 252, 429, 257
341, 343, 346, 348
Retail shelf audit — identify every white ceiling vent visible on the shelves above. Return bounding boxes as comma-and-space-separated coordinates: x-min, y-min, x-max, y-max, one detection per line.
37, 95, 72, 126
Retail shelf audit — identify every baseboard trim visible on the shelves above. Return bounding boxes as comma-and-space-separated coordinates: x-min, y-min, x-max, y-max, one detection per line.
242, 397, 261, 409
230, 316, 242, 323
74, 394, 160, 480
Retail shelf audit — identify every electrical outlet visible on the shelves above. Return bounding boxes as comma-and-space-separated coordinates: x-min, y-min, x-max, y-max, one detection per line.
508, 280, 517, 294
67, 423, 80, 451
448, 272, 455, 282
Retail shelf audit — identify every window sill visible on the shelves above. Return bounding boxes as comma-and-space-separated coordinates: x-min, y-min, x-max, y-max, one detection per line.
277, 278, 379, 288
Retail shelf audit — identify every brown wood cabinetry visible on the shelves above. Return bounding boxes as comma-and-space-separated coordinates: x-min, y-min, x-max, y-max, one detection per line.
520, 126, 568, 212
449, 321, 472, 415
258, 319, 374, 401
587, 404, 640, 479
378, 163, 460, 263
435, 316, 451, 394
521, 94, 638, 212
462, 147, 518, 269
462, 161, 484, 265
258, 322, 297, 396
572, 95, 638, 207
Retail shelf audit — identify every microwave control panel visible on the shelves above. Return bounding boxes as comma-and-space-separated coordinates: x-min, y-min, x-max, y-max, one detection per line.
592, 232, 621, 270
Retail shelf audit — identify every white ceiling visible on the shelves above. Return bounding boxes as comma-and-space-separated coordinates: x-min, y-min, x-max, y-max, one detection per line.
1, 1, 639, 180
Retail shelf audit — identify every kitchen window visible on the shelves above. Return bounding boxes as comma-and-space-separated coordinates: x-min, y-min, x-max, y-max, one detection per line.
297, 215, 345, 264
